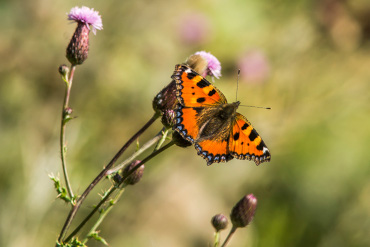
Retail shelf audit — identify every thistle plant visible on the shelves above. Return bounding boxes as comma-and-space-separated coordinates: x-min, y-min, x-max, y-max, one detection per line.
221, 194, 258, 247
53, 6, 260, 246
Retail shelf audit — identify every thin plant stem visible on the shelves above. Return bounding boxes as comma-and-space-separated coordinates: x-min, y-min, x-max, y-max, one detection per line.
64, 141, 175, 243
154, 128, 169, 151
57, 113, 160, 243
82, 188, 125, 244
82, 129, 170, 245
108, 128, 166, 175
60, 64, 76, 202
214, 231, 220, 247
221, 226, 237, 247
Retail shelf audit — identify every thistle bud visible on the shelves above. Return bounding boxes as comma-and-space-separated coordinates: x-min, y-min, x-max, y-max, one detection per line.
122, 160, 144, 185
64, 107, 73, 115
230, 194, 257, 228
211, 214, 229, 232
161, 109, 176, 129
152, 80, 178, 117
58, 64, 69, 78
66, 6, 102, 65
66, 23, 90, 65
112, 173, 123, 185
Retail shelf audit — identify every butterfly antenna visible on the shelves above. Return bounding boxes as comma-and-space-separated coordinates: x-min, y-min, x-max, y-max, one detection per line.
236, 69, 270, 110
240, 104, 271, 110
236, 69, 240, 101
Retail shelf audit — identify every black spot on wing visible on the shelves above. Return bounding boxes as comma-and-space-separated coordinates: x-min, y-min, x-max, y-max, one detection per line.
256, 140, 266, 151
187, 72, 197, 80
208, 89, 216, 96
241, 123, 249, 130
196, 79, 210, 88
233, 132, 240, 141
197, 97, 206, 103
249, 129, 258, 141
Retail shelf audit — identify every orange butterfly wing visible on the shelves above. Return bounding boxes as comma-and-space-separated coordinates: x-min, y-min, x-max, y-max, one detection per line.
172, 64, 227, 143
172, 64, 271, 166
229, 113, 271, 165
172, 64, 227, 107
195, 139, 233, 165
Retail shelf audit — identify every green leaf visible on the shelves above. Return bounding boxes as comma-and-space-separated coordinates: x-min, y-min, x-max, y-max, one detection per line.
89, 231, 108, 246
49, 174, 72, 203
56, 238, 86, 247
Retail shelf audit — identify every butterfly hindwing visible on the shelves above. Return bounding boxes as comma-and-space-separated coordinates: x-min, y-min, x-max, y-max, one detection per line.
172, 64, 227, 107
229, 113, 271, 165
195, 139, 233, 165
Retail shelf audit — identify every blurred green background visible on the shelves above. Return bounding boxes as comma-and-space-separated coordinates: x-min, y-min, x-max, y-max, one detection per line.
1, 0, 369, 246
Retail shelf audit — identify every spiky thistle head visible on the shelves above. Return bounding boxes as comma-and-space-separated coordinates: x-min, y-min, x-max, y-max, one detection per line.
66, 6, 103, 65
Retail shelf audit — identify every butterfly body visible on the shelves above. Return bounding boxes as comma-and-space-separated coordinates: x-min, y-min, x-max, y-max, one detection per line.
172, 64, 271, 166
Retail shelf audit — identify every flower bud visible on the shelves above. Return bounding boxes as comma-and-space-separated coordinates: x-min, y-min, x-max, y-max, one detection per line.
122, 160, 144, 185
64, 107, 73, 115
112, 173, 122, 184
66, 23, 90, 65
211, 214, 228, 232
172, 131, 192, 148
230, 194, 257, 228
152, 80, 178, 117
161, 109, 176, 129
58, 64, 69, 78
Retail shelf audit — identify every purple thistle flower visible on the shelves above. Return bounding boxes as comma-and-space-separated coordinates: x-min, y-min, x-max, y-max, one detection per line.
194, 51, 222, 79
68, 6, 103, 35
66, 6, 102, 65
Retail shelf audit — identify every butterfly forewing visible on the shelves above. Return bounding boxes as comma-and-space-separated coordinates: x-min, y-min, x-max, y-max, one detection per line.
174, 105, 202, 143
172, 64, 227, 107
229, 113, 271, 165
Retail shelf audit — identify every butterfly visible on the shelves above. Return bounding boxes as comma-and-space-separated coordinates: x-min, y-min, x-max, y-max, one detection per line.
172, 64, 271, 166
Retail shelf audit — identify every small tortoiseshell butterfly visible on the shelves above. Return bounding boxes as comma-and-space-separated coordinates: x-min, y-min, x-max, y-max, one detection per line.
172, 64, 271, 166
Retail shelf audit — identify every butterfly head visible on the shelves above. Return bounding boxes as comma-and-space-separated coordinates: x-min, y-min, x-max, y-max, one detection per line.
218, 101, 240, 120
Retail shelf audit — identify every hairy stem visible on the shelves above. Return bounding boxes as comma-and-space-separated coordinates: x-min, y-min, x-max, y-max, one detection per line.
57, 113, 159, 243
60, 64, 76, 202
82, 188, 125, 244
108, 128, 166, 175
64, 141, 175, 243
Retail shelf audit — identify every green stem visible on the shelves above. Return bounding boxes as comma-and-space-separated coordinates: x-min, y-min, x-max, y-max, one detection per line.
58, 114, 159, 243
63, 141, 174, 243
107, 128, 165, 175
154, 128, 169, 151
221, 226, 237, 247
60, 65, 76, 203
82, 187, 125, 244
214, 231, 220, 247
81, 130, 171, 245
